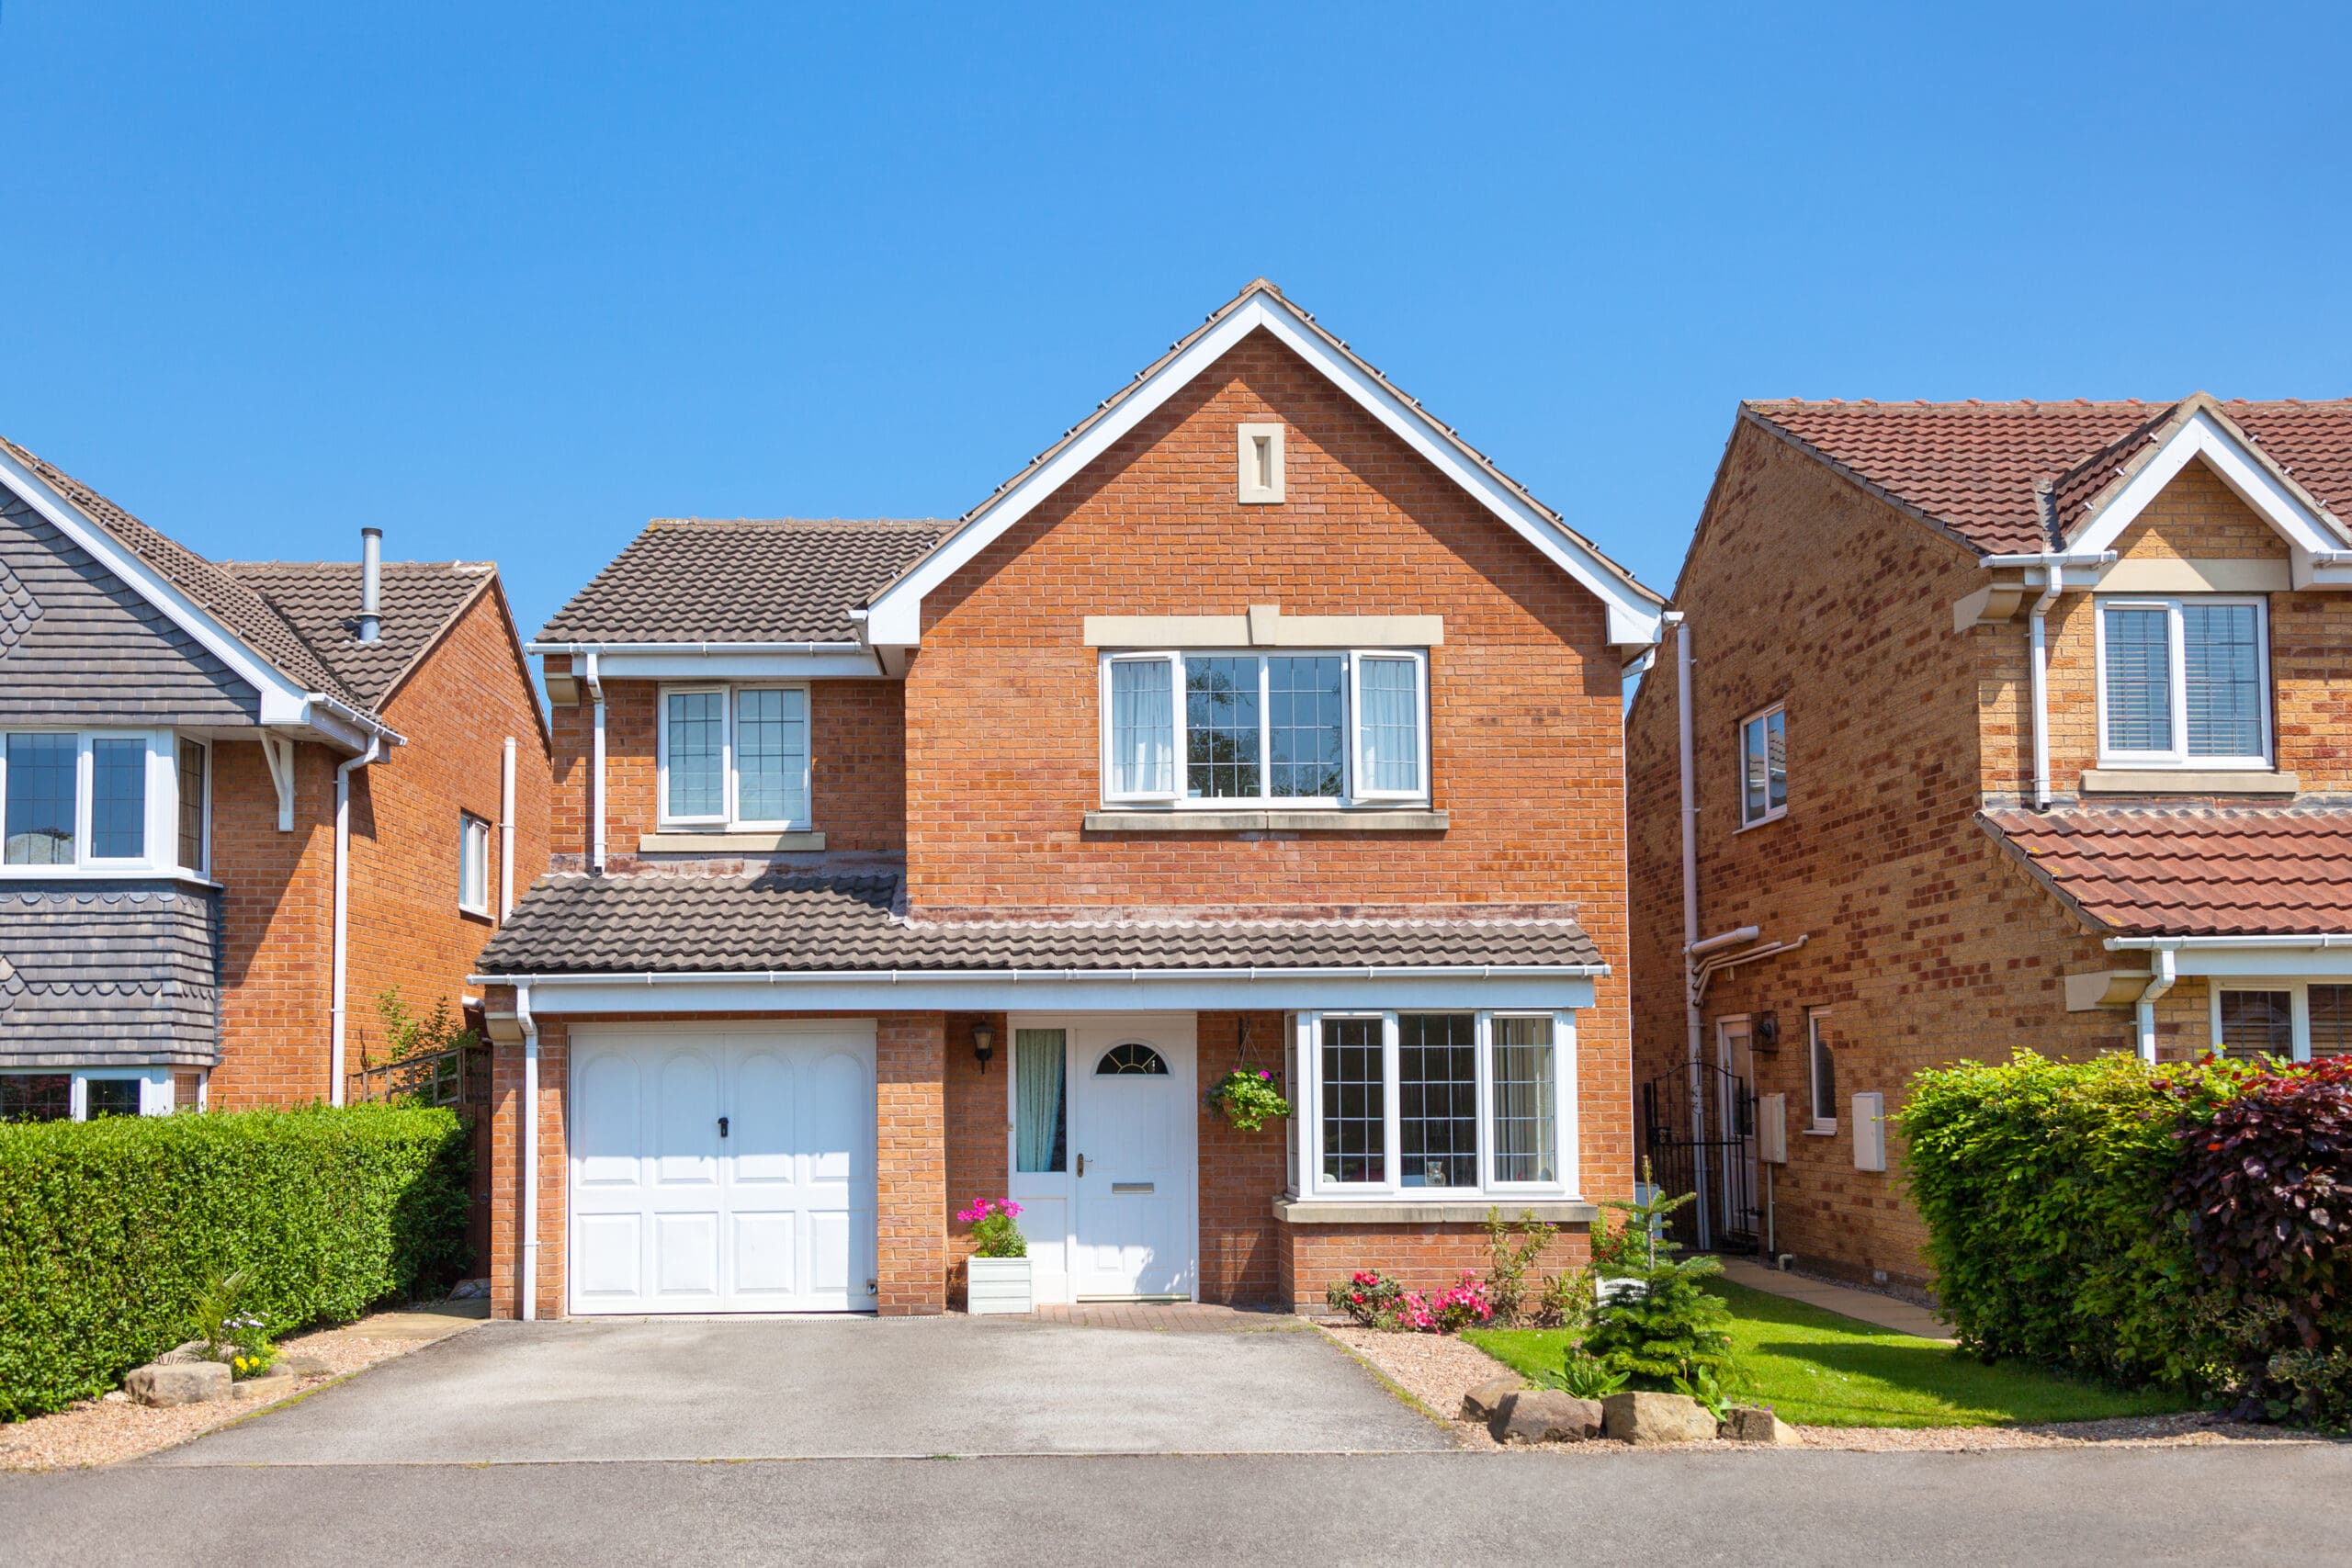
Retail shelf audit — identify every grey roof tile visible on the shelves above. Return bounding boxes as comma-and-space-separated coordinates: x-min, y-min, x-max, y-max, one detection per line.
477, 872, 1601, 975
225, 559, 495, 705
0, 882, 218, 1067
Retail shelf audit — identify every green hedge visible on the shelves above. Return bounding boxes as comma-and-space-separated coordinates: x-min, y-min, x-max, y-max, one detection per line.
0, 1105, 470, 1420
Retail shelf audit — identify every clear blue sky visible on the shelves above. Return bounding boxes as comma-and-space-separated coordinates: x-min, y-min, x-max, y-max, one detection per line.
3, 3, 2347, 641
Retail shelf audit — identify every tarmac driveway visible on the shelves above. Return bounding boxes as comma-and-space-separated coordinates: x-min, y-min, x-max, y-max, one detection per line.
152, 1315, 1448, 1464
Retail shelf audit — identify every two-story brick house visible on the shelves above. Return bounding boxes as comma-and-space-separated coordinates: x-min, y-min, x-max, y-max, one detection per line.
0, 436, 551, 1121
475, 280, 1667, 1319
1626, 394, 2352, 1289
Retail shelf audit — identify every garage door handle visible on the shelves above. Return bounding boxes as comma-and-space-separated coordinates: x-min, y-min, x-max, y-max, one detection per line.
718, 1116, 729, 1139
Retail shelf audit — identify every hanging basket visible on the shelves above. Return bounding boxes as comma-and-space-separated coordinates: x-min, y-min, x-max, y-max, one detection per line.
1204, 1067, 1294, 1133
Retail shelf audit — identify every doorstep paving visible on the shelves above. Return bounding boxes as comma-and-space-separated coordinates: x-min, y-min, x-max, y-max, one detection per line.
149, 1313, 1447, 1465
1718, 1257, 1955, 1341
1025, 1302, 1301, 1332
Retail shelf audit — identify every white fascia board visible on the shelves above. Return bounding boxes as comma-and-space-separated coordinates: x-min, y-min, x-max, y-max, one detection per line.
478, 969, 1600, 1014
2072, 411, 2351, 570
865, 296, 1664, 650
588, 649, 886, 681
2104, 933, 2352, 978
0, 450, 318, 725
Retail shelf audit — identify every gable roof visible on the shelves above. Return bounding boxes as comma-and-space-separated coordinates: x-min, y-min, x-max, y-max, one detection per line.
537, 518, 950, 645
1743, 396, 2352, 558
860, 279, 1666, 650
1981, 806, 2352, 937
224, 559, 498, 706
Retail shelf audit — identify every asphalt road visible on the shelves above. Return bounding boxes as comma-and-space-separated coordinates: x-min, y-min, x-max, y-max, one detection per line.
12, 1447, 2352, 1567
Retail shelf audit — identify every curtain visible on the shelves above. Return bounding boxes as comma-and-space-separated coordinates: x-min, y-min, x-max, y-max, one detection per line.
1015, 1029, 1067, 1173
1110, 660, 1174, 795
1358, 658, 1420, 792
1492, 1017, 1555, 1183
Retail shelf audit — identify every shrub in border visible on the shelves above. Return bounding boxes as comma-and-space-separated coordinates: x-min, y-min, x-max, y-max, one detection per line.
0, 1104, 469, 1420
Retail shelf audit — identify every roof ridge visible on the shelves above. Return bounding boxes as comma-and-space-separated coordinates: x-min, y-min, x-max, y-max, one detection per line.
645, 516, 952, 531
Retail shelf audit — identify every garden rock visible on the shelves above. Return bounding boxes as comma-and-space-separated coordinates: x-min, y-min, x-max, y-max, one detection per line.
277, 1352, 334, 1378
155, 1339, 214, 1366
1459, 1376, 1521, 1423
1723, 1404, 1794, 1444
1492, 1390, 1604, 1444
1601, 1389, 1717, 1445
232, 1372, 299, 1403
125, 1360, 231, 1406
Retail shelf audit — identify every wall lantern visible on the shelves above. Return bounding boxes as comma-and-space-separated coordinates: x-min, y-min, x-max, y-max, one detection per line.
971, 1020, 997, 1074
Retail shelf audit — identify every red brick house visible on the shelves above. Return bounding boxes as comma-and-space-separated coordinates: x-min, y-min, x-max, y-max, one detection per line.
476, 280, 1667, 1318
1625, 395, 2352, 1289
0, 436, 551, 1121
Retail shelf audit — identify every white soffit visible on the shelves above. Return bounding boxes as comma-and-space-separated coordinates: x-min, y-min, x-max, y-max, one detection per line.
863, 291, 1665, 649
2069, 409, 2352, 588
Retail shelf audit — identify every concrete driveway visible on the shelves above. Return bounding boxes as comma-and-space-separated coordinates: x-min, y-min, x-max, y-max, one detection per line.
152, 1315, 1448, 1464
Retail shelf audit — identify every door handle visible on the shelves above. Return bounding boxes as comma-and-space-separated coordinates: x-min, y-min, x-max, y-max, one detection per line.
718, 1116, 729, 1139
1076, 1153, 1086, 1178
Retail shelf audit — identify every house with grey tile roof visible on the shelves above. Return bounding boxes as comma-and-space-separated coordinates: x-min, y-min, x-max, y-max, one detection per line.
0, 440, 551, 1123
474, 280, 1667, 1322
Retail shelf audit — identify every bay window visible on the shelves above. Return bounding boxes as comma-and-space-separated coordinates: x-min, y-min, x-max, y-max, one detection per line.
658, 684, 811, 829
1099, 649, 1428, 807
1300, 1010, 1573, 1196
0, 730, 180, 873
2214, 983, 2352, 1063
2098, 596, 2271, 768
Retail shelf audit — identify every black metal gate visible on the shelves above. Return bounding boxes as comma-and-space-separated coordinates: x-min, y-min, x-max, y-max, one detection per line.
1639, 1061, 1758, 1253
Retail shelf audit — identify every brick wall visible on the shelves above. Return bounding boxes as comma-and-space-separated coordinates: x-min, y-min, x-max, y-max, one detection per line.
1197, 1010, 1289, 1304
1278, 1222, 1589, 1317
208, 738, 337, 1107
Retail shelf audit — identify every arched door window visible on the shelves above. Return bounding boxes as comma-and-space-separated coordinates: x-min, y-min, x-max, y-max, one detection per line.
1095, 1043, 1169, 1077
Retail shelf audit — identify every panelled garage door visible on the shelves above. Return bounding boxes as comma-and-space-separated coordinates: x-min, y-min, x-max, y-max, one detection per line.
569, 1026, 877, 1314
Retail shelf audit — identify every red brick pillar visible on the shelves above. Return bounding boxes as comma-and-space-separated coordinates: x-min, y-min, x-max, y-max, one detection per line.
876, 1012, 947, 1314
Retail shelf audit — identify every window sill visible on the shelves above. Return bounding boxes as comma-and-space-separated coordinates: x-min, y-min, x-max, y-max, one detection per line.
1803, 1123, 1838, 1137
1273, 1196, 1596, 1225
638, 830, 828, 853
2081, 769, 2298, 795
1084, 808, 1447, 834
1735, 808, 1788, 833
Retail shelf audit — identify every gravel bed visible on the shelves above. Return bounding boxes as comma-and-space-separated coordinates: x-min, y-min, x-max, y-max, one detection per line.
1319, 1323, 2337, 1454
0, 1314, 476, 1472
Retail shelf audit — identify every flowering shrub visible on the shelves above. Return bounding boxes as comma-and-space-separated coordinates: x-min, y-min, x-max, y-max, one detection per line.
1204, 1068, 1293, 1133
956, 1197, 1027, 1259
1325, 1269, 1492, 1333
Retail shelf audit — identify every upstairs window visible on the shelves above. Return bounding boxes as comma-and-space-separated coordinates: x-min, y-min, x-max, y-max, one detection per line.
458, 813, 492, 916
0, 730, 171, 870
176, 739, 209, 875
1099, 649, 1428, 807
1737, 704, 1787, 828
659, 684, 811, 830
2098, 597, 2270, 768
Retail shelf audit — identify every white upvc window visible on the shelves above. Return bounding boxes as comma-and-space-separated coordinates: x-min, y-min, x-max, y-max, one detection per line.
1737, 703, 1787, 829
458, 813, 492, 916
2212, 982, 2352, 1063
1295, 1010, 1576, 1198
2095, 595, 2272, 769
0, 1067, 169, 1122
0, 729, 178, 874
175, 737, 210, 877
1097, 649, 1430, 808
1806, 1008, 1838, 1133
657, 683, 812, 830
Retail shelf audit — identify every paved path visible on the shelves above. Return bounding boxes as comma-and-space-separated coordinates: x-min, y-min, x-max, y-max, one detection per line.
1720, 1257, 1955, 1340
16, 1448, 2352, 1566
146, 1314, 1443, 1465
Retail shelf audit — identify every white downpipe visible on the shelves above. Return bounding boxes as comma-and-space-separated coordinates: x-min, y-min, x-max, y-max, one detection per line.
2027, 560, 2063, 809
500, 736, 517, 919
329, 736, 382, 1107
585, 650, 606, 874
1670, 613, 1712, 1247
517, 984, 540, 1322
2135, 945, 2178, 1064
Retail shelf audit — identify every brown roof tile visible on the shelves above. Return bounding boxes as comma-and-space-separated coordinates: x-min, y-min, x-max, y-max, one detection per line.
224, 560, 496, 706
1981, 807, 2352, 936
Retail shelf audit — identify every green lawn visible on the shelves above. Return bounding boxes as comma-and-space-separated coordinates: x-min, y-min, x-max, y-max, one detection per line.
1461, 1280, 2199, 1429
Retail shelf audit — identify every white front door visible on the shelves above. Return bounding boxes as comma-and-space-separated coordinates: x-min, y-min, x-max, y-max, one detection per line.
569, 1025, 877, 1314
1062, 1019, 1196, 1301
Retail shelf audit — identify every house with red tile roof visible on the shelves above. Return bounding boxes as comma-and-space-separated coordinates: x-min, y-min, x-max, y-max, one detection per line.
1624, 392, 2352, 1290
472, 280, 1668, 1320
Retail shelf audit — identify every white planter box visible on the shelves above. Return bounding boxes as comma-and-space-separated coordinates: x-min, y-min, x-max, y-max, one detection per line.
967, 1255, 1033, 1315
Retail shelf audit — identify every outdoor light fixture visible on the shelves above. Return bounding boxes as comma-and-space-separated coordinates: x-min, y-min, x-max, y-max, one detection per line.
971, 1021, 996, 1074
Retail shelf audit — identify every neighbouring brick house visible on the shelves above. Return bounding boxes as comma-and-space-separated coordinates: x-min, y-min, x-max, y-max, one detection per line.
1626, 393, 2352, 1289
474, 280, 1668, 1319
0, 436, 552, 1121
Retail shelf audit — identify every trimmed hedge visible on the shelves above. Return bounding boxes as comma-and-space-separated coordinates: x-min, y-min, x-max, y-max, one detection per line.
0, 1105, 470, 1420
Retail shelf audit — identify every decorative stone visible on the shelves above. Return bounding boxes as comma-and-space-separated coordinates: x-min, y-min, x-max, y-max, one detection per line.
1723, 1404, 1795, 1444
1459, 1376, 1521, 1423
126, 1360, 231, 1406
155, 1340, 214, 1365
1601, 1389, 1718, 1445
277, 1352, 334, 1378
1492, 1390, 1604, 1444
232, 1372, 299, 1403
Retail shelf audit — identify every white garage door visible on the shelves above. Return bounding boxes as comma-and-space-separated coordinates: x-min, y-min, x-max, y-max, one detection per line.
569, 1026, 877, 1314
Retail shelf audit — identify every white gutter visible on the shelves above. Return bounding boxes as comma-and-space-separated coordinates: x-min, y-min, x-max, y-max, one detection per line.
470, 962, 1613, 987
526, 640, 867, 656
584, 651, 605, 875
1669, 613, 1712, 1247
2105, 933, 2352, 951
516, 984, 539, 1323
329, 734, 384, 1106
500, 736, 516, 919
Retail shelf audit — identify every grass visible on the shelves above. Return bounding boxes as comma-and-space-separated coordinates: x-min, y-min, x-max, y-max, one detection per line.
1461, 1280, 2201, 1429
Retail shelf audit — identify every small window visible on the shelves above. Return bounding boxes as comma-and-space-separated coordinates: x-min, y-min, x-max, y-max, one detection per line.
82, 1077, 143, 1119
2098, 597, 2271, 767
1095, 1042, 1169, 1076
1319, 1017, 1385, 1183
1237, 422, 1284, 503
176, 739, 209, 874
1738, 705, 1788, 828
5, 734, 76, 864
1014, 1029, 1068, 1172
90, 739, 147, 860
0, 1073, 70, 1122
458, 814, 492, 916
660, 684, 813, 830
1807, 1009, 1838, 1131
2312, 987, 2352, 1060
2218, 989, 2294, 1061
1491, 1015, 1557, 1184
